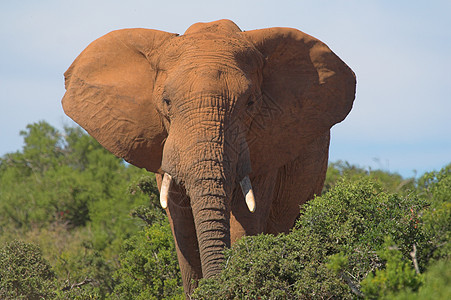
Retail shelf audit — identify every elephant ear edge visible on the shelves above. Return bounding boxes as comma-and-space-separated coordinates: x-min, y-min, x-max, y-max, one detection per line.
62, 29, 177, 172
242, 28, 356, 172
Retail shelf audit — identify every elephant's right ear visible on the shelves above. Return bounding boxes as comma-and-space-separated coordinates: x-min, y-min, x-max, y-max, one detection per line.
62, 29, 176, 172
242, 28, 356, 171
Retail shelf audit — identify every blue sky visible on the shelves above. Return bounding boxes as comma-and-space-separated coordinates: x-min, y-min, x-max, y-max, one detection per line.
1, 0, 450, 178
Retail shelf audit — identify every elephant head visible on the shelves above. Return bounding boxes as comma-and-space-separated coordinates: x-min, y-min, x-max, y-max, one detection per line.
62, 19, 355, 295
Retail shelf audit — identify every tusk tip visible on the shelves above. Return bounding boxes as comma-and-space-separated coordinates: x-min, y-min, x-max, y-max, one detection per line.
160, 199, 167, 209
159, 173, 172, 209
245, 191, 256, 213
240, 176, 256, 213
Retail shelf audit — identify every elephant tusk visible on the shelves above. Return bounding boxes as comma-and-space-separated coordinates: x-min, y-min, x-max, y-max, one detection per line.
239, 175, 256, 212
160, 173, 172, 209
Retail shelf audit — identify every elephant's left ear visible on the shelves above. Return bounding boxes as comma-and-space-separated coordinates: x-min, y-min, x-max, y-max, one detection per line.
242, 28, 356, 169
62, 29, 177, 172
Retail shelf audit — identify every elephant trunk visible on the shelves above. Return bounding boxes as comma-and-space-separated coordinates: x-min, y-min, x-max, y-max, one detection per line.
162, 95, 253, 278
183, 141, 234, 278
189, 176, 231, 277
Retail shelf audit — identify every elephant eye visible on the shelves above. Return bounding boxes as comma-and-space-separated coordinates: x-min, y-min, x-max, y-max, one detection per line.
246, 94, 258, 108
163, 98, 171, 106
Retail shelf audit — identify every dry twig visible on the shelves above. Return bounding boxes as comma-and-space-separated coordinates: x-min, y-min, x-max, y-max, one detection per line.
61, 278, 93, 291
410, 243, 420, 274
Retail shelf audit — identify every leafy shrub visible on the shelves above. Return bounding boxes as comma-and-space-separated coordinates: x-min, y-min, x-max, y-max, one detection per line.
1, 122, 449, 299
0, 122, 153, 298
113, 218, 183, 299
390, 258, 451, 300
193, 178, 429, 299
112, 176, 183, 299
0, 240, 56, 299
0, 240, 103, 299
114, 175, 184, 299
193, 233, 348, 299
417, 164, 451, 262
324, 160, 415, 194
360, 237, 423, 298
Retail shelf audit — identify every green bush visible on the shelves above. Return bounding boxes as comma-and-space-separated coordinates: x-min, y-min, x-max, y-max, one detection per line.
360, 237, 423, 298
112, 176, 183, 299
112, 218, 183, 299
324, 160, 415, 194
0, 122, 148, 231
193, 233, 349, 299
1, 122, 449, 299
391, 258, 451, 300
0, 122, 152, 297
193, 178, 430, 299
0, 240, 56, 299
417, 164, 451, 262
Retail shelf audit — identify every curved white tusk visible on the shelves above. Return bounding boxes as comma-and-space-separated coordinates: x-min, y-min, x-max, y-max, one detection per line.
160, 173, 172, 209
239, 175, 256, 213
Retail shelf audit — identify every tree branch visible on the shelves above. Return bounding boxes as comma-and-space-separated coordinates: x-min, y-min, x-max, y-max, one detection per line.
341, 272, 363, 297
61, 278, 93, 291
410, 243, 420, 274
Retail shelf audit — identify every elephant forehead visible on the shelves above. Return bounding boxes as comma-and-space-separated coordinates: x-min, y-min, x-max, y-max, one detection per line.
165, 63, 253, 100
160, 32, 261, 67
173, 41, 261, 79
156, 35, 263, 98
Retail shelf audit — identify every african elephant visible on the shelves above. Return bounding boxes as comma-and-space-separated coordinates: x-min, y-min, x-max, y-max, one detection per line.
62, 19, 356, 296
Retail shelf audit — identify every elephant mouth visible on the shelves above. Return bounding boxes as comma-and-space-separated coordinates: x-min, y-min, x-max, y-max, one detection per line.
159, 172, 255, 212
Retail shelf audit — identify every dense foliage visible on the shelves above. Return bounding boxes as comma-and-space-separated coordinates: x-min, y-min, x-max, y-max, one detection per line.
0, 121, 164, 297
112, 183, 183, 299
0, 121, 449, 299
0, 240, 56, 299
193, 165, 450, 299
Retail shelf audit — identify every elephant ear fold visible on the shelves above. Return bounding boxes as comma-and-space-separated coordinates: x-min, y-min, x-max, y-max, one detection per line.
242, 28, 356, 169
62, 29, 176, 172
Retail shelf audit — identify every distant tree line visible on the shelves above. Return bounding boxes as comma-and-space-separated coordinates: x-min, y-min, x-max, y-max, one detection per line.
0, 121, 449, 299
